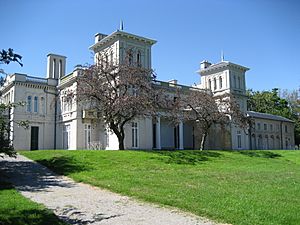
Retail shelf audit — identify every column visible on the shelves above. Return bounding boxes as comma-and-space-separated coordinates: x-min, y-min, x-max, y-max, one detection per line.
179, 121, 184, 150
156, 116, 161, 150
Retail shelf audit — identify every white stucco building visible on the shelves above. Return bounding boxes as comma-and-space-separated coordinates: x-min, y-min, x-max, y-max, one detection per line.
0, 29, 295, 150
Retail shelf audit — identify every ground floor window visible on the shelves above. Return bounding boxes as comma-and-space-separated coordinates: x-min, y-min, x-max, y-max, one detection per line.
63, 124, 70, 149
131, 122, 138, 148
84, 124, 91, 149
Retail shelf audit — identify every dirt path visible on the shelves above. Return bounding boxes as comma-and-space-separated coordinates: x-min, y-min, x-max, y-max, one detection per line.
0, 154, 217, 225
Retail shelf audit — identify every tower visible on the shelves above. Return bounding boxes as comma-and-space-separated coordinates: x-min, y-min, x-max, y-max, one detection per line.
47, 54, 66, 79
89, 30, 156, 69
198, 60, 249, 112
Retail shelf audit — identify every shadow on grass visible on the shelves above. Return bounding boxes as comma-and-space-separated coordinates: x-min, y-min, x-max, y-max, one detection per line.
35, 156, 89, 176
0, 209, 66, 225
149, 150, 222, 165
238, 150, 282, 159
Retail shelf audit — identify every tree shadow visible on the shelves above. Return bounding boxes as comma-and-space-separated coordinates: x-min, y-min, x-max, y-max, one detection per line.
148, 150, 222, 165
0, 156, 89, 192
35, 156, 89, 176
0, 209, 66, 225
238, 150, 282, 159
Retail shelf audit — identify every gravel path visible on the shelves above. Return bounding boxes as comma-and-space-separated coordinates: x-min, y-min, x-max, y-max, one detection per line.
0, 154, 218, 225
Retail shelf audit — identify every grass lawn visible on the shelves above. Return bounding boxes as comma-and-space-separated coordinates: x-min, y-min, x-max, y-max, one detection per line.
22, 150, 300, 225
0, 179, 65, 225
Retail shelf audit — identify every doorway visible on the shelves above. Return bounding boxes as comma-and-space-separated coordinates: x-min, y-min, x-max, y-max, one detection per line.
30, 126, 39, 150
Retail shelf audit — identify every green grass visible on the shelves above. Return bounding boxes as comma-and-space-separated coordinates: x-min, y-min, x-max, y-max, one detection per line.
0, 179, 65, 225
22, 150, 300, 225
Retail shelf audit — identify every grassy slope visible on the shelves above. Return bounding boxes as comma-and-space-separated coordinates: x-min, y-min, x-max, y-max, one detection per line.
22, 150, 300, 225
0, 180, 65, 225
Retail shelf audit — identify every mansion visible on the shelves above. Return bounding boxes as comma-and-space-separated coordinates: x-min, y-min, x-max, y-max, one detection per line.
0, 29, 295, 150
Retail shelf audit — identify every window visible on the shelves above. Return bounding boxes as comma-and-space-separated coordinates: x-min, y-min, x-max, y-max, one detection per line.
233, 75, 236, 88
264, 123, 267, 131
27, 96, 32, 112
257, 123, 261, 130
84, 124, 91, 149
285, 125, 288, 133
208, 79, 212, 90
137, 51, 141, 67
214, 78, 217, 90
131, 122, 138, 148
238, 76, 241, 89
63, 124, 71, 149
219, 76, 222, 89
270, 124, 273, 131
237, 131, 242, 149
34, 96, 38, 113
41, 97, 45, 114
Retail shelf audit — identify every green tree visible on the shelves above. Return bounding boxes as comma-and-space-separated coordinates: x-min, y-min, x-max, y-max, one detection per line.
247, 88, 300, 146
0, 49, 23, 157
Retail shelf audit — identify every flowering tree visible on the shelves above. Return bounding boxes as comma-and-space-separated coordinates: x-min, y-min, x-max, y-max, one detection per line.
172, 90, 248, 150
76, 58, 161, 150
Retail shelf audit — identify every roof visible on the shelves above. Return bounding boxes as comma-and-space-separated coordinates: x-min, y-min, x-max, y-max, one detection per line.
247, 111, 294, 123
199, 61, 249, 75
90, 30, 157, 51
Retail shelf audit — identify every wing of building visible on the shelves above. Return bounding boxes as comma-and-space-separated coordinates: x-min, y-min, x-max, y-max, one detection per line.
0, 30, 295, 150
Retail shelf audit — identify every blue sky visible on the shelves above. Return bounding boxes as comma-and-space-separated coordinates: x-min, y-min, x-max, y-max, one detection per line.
1, 0, 299, 91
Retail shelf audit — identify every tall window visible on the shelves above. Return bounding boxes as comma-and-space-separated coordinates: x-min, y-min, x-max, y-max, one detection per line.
27, 96, 32, 112
41, 97, 45, 114
237, 131, 242, 149
213, 78, 217, 90
208, 79, 212, 90
264, 123, 267, 131
110, 51, 113, 65
63, 124, 71, 149
219, 76, 223, 89
131, 122, 138, 148
238, 76, 241, 89
233, 76, 236, 88
84, 124, 91, 149
137, 51, 141, 67
34, 96, 38, 113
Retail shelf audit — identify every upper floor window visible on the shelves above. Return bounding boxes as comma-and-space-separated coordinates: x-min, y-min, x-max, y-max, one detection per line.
219, 76, 223, 89
233, 75, 236, 88
270, 124, 273, 131
257, 123, 261, 130
27, 96, 32, 112
213, 78, 217, 90
285, 125, 288, 133
208, 79, 212, 90
264, 123, 267, 131
238, 76, 241, 89
34, 96, 38, 113
137, 51, 141, 67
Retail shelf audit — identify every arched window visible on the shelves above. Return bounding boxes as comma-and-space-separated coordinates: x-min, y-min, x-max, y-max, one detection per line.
41, 97, 45, 114
34, 96, 38, 113
214, 78, 217, 90
27, 96, 32, 112
208, 79, 212, 90
219, 76, 223, 89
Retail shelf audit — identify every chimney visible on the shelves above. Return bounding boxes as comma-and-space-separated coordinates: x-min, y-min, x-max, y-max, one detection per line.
200, 60, 212, 70
47, 54, 67, 79
94, 33, 107, 43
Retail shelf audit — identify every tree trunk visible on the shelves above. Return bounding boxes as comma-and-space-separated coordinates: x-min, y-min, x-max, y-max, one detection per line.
110, 122, 125, 150
200, 133, 207, 151
118, 136, 125, 150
